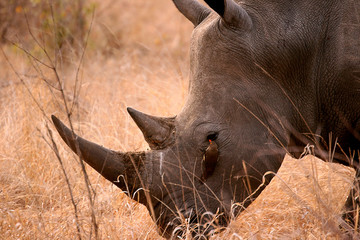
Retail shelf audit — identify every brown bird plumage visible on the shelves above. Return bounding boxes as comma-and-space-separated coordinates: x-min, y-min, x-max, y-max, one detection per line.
201, 140, 219, 181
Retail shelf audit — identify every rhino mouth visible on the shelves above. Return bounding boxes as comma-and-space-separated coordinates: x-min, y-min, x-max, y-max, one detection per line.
153, 196, 230, 239
175, 209, 229, 239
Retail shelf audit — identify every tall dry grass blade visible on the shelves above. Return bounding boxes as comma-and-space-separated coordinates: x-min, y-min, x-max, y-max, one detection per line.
42, 123, 82, 240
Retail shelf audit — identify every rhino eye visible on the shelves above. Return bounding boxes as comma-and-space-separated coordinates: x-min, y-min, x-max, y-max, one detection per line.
207, 133, 218, 142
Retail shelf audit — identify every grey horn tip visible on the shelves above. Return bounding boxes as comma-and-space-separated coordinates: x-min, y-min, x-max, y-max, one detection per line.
51, 115, 62, 128
127, 107, 135, 115
51, 115, 69, 137
51, 114, 58, 122
127, 107, 141, 119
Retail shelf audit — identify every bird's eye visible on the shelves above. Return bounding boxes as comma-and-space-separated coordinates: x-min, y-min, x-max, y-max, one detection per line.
207, 133, 218, 142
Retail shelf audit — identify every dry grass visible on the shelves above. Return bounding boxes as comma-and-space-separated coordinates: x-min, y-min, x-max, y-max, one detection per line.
0, 1, 190, 239
0, 0, 357, 239
216, 154, 355, 239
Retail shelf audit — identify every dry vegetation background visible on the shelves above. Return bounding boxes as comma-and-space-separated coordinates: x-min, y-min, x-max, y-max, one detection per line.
0, 0, 357, 239
0, 0, 191, 239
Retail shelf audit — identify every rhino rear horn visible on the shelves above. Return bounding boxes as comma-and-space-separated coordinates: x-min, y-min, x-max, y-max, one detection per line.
172, 0, 211, 26
127, 108, 175, 150
204, 0, 253, 30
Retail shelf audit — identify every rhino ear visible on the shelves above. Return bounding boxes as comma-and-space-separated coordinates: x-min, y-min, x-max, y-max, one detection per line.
127, 108, 175, 150
204, 0, 253, 30
172, 0, 211, 26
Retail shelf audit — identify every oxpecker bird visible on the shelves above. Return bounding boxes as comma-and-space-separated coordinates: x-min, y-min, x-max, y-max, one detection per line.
202, 139, 219, 181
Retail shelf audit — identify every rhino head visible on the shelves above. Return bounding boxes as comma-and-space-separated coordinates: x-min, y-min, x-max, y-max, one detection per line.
52, 0, 360, 238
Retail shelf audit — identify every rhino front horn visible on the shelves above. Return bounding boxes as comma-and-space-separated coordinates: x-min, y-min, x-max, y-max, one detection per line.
204, 0, 253, 30
51, 115, 154, 204
127, 108, 175, 150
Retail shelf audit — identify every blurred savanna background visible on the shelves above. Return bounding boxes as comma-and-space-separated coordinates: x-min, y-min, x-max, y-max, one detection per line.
0, 0, 191, 239
0, 0, 357, 239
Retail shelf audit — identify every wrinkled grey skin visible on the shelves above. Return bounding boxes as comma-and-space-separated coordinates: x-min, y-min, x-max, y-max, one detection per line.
52, 0, 360, 238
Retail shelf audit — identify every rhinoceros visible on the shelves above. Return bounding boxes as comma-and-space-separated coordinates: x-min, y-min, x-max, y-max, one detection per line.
52, 0, 360, 238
